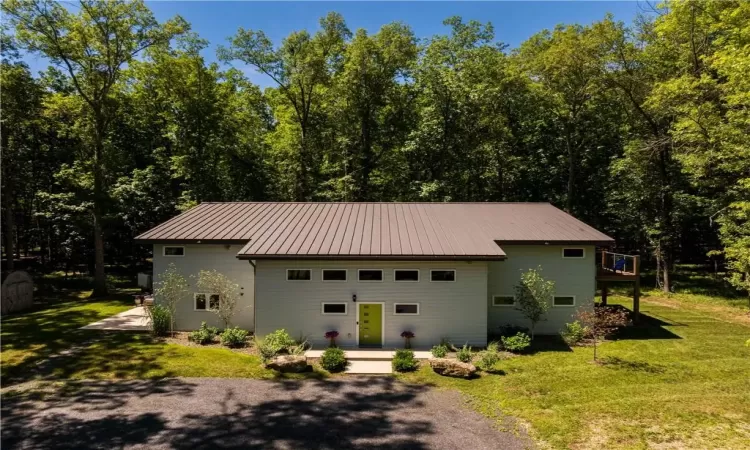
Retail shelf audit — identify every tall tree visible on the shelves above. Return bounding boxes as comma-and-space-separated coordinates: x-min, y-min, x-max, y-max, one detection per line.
220, 12, 351, 200
0, 36, 44, 270
327, 23, 418, 201
3, 0, 187, 294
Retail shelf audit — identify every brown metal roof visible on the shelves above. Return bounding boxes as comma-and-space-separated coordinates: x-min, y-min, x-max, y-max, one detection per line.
135, 202, 614, 260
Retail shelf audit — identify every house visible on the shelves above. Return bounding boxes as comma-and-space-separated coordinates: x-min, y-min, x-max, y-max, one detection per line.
135, 202, 614, 349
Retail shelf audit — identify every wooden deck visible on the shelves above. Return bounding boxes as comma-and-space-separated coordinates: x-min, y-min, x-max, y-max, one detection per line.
597, 267, 639, 281
597, 251, 641, 319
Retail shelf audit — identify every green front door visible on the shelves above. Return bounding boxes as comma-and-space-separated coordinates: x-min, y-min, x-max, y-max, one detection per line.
358, 304, 383, 347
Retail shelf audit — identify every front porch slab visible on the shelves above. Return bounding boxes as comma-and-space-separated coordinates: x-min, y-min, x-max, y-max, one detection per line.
305, 349, 433, 360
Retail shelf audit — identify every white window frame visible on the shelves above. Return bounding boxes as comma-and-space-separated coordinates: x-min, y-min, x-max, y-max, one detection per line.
194, 293, 220, 311
562, 248, 586, 259
430, 269, 457, 282
357, 269, 384, 282
552, 295, 577, 307
286, 268, 312, 281
163, 246, 185, 257
393, 303, 420, 315
321, 269, 348, 282
492, 295, 516, 307
321, 302, 348, 315
393, 269, 420, 282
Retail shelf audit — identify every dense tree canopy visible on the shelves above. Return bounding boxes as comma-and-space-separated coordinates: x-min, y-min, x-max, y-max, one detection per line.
1, 0, 748, 297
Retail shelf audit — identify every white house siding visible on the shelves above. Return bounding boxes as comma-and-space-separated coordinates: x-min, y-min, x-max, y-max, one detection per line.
487, 245, 596, 335
254, 260, 488, 349
152, 244, 255, 331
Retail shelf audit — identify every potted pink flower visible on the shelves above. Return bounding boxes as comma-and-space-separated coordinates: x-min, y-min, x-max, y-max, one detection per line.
325, 330, 339, 348
401, 331, 415, 349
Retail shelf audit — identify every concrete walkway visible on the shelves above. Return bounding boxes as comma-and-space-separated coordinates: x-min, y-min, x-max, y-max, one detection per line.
80, 306, 150, 331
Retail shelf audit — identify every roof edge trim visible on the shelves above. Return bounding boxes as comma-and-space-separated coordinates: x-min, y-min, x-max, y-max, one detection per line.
235, 254, 507, 261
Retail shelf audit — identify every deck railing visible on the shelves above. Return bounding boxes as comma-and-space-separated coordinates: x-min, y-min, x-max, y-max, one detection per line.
599, 251, 639, 275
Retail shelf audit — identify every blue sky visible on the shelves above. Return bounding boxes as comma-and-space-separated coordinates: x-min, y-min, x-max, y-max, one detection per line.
21, 1, 648, 88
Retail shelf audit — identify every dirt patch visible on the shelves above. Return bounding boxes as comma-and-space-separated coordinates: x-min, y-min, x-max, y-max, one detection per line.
162, 332, 258, 356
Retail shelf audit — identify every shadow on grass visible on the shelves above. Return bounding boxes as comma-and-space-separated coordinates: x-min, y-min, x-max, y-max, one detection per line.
614, 309, 683, 341
526, 335, 573, 354
599, 356, 667, 374
1, 291, 140, 384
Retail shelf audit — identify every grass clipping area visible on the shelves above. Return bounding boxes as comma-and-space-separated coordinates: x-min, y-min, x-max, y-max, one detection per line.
399, 295, 750, 449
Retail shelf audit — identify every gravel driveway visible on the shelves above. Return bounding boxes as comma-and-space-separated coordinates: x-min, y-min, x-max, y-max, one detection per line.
2, 377, 532, 449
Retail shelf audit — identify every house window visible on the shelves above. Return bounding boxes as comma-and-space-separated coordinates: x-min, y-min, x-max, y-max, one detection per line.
163, 246, 185, 257
287, 269, 312, 281
430, 269, 456, 282
492, 295, 516, 307
394, 269, 419, 282
553, 296, 576, 307
195, 293, 220, 311
394, 303, 419, 315
321, 303, 347, 315
358, 269, 383, 282
322, 269, 347, 282
562, 248, 585, 258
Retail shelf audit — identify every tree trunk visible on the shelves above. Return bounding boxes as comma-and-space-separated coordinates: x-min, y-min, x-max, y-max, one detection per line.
91, 127, 108, 297
3, 202, 15, 272
659, 142, 673, 293
564, 127, 575, 213
2, 123, 14, 271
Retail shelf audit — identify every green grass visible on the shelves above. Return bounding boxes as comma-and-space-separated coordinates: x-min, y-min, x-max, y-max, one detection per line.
1, 287, 324, 385
399, 294, 750, 449
1, 289, 136, 381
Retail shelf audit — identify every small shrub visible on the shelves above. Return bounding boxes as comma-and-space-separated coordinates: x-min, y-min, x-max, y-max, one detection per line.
255, 336, 277, 363
431, 344, 448, 358
188, 321, 218, 345
456, 344, 473, 363
320, 347, 347, 372
149, 305, 171, 337
264, 329, 296, 354
440, 337, 457, 351
561, 321, 587, 345
220, 327, 249, 347
501, 332, 531, 353
392, 349, 418, 372
486, 341, 502, 353
475, 350, 501, 371
496, 324, 530, 338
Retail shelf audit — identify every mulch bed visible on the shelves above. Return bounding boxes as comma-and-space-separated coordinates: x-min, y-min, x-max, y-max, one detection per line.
161, 331, 259, 356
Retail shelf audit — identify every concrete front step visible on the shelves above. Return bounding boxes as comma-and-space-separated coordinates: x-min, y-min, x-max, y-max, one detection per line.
346, 359, 393, 374
305, 349, 432, 360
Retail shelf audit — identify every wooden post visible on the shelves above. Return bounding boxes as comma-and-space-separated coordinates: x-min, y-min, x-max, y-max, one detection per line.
633, 255, 641, 322
601, 250, 606, 269
601, 282, 608, 306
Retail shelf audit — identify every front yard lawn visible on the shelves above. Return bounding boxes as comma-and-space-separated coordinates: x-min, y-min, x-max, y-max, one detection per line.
400, 294, 750, 449
1, 289, 321, 385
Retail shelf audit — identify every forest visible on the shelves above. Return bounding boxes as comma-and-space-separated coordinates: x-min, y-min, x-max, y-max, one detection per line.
1, 0, 748, 298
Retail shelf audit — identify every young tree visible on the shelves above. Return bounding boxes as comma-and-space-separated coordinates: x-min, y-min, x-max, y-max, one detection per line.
576, 306, 629, 362
3, 0, 186, 295
515, 267, 555, 339
153, 263, 188, 336
196, 270, 241, 328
